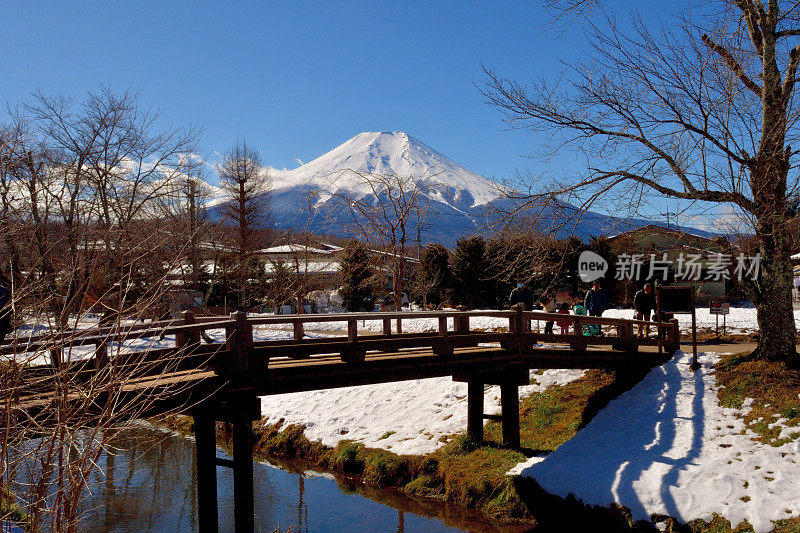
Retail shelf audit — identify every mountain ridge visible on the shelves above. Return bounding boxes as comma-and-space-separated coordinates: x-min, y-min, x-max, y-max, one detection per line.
209, 131, 713, 246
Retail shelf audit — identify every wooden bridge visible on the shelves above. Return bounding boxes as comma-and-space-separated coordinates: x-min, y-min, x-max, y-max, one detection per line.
1, 307, 679, 532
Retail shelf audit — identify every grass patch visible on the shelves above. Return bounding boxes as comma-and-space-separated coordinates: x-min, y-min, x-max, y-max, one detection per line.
1, 485, 27, 527
484, 368, 649, 453
377, 430, 396, 440
715, 352, 800, 446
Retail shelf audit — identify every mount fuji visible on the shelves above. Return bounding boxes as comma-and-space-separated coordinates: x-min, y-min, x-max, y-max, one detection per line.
212, 131, 709, 246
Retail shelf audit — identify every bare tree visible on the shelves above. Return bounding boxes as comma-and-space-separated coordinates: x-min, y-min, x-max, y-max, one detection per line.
160, 158, 217, 294
20, 87, 200, 325
331, 170, 436, 312
482, 1, 800, 361
217, 141, 271, 309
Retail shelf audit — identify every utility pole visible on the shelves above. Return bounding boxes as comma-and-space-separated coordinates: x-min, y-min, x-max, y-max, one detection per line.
660, 209, 671, 230
416, 212, 422, 260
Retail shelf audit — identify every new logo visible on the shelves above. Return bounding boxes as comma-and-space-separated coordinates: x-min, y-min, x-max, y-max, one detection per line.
578, 251, 608, 282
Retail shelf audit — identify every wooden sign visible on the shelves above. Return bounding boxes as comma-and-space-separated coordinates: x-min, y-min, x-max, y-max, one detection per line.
657, 286, 694, 314
709, 302, 730, 315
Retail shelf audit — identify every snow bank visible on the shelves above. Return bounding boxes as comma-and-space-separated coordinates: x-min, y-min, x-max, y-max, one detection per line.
510, 351, 800, 532
260, 368, 585, 455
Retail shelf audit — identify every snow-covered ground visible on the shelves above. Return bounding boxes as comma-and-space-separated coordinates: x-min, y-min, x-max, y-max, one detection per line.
509, 350, 800, 532
259, 368, 585, 455
604, 307, 770, 335
276, 306, 777, 336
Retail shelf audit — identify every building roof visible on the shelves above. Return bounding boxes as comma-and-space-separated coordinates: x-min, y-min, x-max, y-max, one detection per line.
607, 224, 716, 243
255, 244, 337, 255
607, 224, 729, 253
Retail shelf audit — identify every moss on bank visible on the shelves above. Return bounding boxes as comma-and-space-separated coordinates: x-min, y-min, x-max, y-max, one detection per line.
715, 352, 800, 446
1, 485, 27, 528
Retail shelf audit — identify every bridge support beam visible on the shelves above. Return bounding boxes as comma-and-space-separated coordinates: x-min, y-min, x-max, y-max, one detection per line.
193, 412, 219, 533
500, 383, 520, 449
458, 366, 528, 449
232, 416, 254, 532
467, 380, 484, 443
192, 391, 260, 533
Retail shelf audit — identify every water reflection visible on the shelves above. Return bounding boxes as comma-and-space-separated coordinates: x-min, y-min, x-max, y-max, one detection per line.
75, 424, 509, 532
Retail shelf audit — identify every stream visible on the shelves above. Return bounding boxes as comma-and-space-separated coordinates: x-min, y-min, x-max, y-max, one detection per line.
67, 424, 509, 532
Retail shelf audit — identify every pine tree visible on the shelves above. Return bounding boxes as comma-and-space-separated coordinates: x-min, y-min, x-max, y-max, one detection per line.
416, 244, 451, 308
450, 236, 492, 309
338, 241, 377, 311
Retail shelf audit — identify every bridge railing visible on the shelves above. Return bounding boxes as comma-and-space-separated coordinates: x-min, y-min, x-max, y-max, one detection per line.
1, 308, 680, 371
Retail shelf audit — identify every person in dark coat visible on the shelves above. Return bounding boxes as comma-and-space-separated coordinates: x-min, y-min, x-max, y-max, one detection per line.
540, 291, 557, 334
584, 280, 608, 317
508, 282, 533, 310
633, 282, 657, 337
0, 281, 12, 343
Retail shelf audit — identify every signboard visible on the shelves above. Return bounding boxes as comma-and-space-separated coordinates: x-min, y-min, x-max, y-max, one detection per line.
657, 286, 694, 314
709, 302, 730, 315
656, 284, 699, 369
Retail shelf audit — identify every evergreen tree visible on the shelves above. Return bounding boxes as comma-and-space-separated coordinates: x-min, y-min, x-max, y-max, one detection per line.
416, 244, 451, 308
450, 235, 492, 309
338, 241, 377, 311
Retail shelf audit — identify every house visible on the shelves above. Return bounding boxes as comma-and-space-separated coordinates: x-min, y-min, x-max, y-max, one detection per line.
606, 225, 735, 305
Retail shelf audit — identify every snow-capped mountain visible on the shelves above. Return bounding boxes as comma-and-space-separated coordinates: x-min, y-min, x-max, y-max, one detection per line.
212, 131, 710, 246
270, 131, 506, 210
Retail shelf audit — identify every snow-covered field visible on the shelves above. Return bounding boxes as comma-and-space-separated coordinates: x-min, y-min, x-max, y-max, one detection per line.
259, 368, 584, 455
509, 350, 800, 532
284, 306, 780, 336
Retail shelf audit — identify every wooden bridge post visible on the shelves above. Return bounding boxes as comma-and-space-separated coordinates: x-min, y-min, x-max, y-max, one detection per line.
226, 311, 253, 372
500, 383, 520, 449
508, 304, 522, 333
467, 380, 484, 443
50, 345, 61, 368
177, 310, 200, 349
347, 319, 358, 342
382, 318, 392, 336
342, 318, 366, 363
434, 316, 453, 357
193, 411, 219, 533
293, 320, 304, 341
232, 415, 255, 533
94, 340, 109, 368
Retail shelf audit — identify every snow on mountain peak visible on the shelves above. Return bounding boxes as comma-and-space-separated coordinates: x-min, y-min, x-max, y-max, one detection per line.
270, 131, 506, 208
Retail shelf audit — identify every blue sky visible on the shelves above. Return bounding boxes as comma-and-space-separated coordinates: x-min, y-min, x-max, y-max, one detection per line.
2, 1, 674, 193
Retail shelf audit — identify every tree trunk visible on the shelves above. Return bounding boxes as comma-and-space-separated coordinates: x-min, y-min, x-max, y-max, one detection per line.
753, 220, 797, 362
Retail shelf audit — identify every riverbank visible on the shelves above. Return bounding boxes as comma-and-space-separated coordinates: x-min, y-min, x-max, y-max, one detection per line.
155, 346, 800, 532
156, 364, 654, 530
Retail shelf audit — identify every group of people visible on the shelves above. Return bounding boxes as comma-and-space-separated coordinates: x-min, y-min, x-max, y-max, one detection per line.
508, 280, 657, 338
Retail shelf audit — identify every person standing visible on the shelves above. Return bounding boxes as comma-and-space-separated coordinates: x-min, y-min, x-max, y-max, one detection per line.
584, 280, 608, 336
556, 301, 572, 334
540, 292, 557, 334
584, 280, 609, 317
508, 281, 533, 310
633, 282, 657, 337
